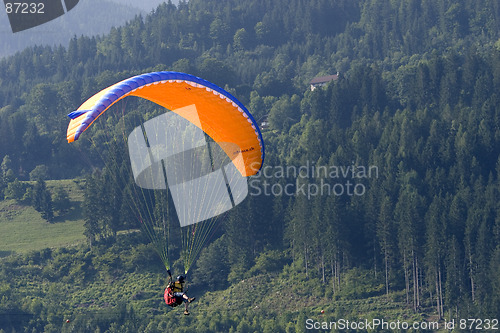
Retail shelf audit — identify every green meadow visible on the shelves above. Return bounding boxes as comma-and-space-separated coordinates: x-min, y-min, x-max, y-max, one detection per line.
0, 179, 86, 255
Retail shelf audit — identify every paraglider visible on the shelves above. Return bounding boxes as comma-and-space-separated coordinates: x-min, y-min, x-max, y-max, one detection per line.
67, 71, 264, 312
164, 271, 195, 315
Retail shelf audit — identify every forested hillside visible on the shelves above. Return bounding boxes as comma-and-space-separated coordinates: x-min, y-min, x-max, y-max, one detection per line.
1, 0, 500, 332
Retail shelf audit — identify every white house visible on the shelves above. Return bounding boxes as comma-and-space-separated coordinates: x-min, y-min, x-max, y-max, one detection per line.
310, 73, 339, 91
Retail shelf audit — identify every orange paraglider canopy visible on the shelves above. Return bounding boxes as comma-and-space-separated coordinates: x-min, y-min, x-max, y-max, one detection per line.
67, 71, 264, 176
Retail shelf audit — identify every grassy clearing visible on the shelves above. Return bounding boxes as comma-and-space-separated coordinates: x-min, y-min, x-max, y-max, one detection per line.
45, 179, 86, 202
0, 200, 85, 255
0, 179, 86, 255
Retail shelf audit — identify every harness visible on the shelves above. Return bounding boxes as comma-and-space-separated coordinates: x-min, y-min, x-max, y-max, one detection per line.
164, 283, 183, 307
171, 281, 184, 293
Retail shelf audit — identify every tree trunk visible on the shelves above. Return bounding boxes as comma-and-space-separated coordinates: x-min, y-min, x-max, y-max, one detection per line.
438, 266, 444, 318
321, 253, 325, 284
403, 251, 409, 305
412, 252, 417, 311
384, 247, 389, 295
468, 253, 475, 302
331, 260, 336, 294
414, 254, 420, 311
435, 271, 441, 318
304, 244, 309, 278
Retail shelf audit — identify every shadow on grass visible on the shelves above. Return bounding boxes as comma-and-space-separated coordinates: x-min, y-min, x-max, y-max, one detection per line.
52, 203, 83, 223
0, 250, 14, 258
0, 310, 33, 331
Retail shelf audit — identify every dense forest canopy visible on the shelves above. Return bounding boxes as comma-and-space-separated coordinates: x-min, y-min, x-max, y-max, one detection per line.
1, 0, 500, 331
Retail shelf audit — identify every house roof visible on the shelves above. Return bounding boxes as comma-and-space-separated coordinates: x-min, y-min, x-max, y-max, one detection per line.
310, 74, 339, 85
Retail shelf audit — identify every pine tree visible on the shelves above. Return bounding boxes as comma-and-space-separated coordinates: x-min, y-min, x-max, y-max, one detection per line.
83, 173, 102, 249
323, 193, 345, 294
394, 183, 424, 311
40, 188, 53, 222
424, 195, 446, 318
377, 195, 395, 296
32, 179, 53, 221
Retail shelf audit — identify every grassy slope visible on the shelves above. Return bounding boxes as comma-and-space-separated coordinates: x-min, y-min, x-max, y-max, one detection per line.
0, 179, 85, 256
10, 260, 440, 332
62, 270, 443, 332
192, 274, 442, 332
1, 263, 446, 332
0, 179, 447, 332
